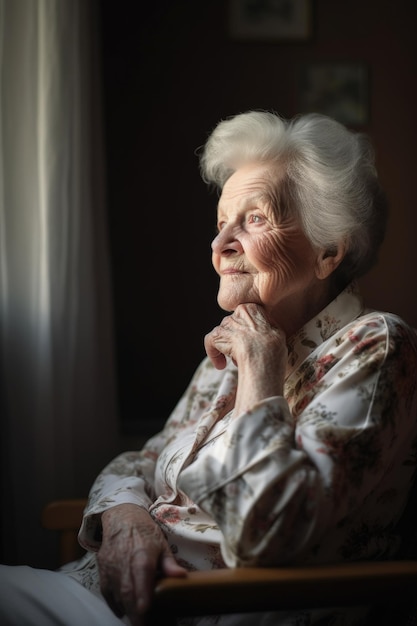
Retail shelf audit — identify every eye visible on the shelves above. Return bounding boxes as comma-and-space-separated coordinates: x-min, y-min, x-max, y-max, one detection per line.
248, 213, 264, 225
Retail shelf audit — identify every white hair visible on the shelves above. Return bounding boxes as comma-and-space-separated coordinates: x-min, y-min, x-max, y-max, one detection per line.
199, 110, 388, 285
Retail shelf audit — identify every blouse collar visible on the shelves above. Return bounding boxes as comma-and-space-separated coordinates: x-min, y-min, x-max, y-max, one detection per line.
286, 282, 365, 376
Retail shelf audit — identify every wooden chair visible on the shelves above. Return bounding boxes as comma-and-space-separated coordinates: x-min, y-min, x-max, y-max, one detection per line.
42, 498, 417, 625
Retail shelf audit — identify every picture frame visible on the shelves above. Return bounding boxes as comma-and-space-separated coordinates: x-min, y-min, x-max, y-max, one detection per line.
297, 62, 370, 126
229, 0, 311, 42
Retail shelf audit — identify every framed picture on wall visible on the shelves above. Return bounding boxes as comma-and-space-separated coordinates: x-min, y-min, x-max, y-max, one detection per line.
229, 0, 311, 41
297, 62, 370, 126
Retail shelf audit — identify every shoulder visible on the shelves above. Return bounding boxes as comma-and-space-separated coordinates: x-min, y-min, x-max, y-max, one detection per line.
349, 310, 416, 344
337, 310, 417, 368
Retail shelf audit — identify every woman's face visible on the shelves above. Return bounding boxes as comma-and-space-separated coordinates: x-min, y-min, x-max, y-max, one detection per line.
211, 162, 324, 329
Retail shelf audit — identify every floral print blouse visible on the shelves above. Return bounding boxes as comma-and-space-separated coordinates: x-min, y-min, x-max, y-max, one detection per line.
64, 282, 417, 625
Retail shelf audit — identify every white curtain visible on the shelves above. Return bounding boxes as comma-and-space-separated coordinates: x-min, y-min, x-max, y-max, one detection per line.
0, 0, 121, 567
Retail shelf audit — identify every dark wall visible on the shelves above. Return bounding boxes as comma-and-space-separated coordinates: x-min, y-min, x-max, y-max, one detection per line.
99, 0, 417, 436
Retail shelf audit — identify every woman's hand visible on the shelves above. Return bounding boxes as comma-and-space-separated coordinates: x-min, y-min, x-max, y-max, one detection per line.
97, 503, 187, 625
204, 303, 288, 415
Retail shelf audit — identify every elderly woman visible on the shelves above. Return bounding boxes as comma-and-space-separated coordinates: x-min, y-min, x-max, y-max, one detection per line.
1, 110, 417, 626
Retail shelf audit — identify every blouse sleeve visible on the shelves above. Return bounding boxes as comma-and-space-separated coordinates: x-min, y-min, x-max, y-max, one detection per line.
178, 313, 417, 567
78, 356, 223, 550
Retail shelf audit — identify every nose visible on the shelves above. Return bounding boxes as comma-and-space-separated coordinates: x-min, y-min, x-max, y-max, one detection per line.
211, 225, 243, 256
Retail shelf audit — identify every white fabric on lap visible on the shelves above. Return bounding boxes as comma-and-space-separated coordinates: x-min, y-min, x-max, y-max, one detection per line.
0, 565, 125, 626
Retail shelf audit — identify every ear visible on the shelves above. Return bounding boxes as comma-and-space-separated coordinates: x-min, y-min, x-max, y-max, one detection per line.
315, 242, 346, 280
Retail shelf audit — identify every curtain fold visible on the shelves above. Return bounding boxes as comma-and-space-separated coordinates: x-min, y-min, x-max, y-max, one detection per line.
0, 0, 121, 567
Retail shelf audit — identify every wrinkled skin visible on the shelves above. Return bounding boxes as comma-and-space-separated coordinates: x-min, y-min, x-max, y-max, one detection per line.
210, 162, 339, 335
96, 162, 344, 622
205, 162, 343, 397
98, 505, 186, 625
205, 302, 288, 416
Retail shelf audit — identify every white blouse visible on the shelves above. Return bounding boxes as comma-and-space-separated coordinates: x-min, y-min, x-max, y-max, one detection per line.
64, 282, 417, 625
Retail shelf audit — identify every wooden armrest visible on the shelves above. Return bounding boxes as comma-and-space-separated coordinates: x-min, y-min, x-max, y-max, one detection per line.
42, 499, 88, 565
148, 560, 417, 619
41, 499, 87, 530
41, 500, 417, 624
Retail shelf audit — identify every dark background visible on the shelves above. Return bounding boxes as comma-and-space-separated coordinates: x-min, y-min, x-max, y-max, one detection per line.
98, 0, 417, 437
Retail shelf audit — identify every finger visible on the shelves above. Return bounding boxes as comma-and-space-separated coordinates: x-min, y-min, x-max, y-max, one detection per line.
101, 562, 137, 619
99, 565, 125, 617
126, 554, 186, 624
128, 562, 155, 616
101, 589, 125, 618
160, 553, 188, 578
204, 332, 227, 370
233, 303, 268, 327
